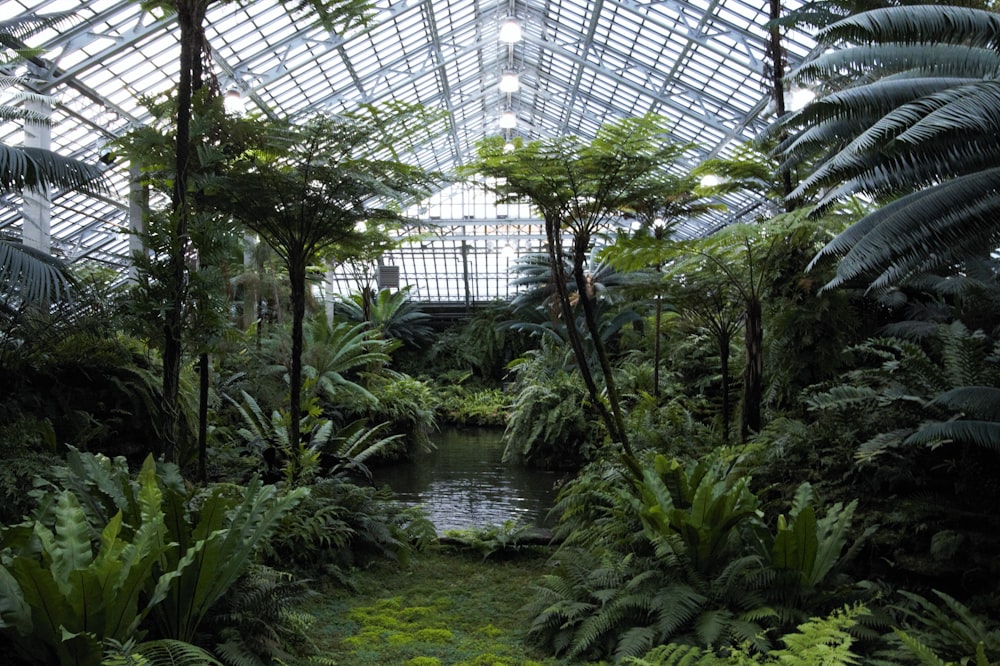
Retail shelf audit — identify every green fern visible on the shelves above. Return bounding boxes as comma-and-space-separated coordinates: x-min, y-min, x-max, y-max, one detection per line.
502, 368, 595, 467
892, 590, 1000, 663
102, 638, 223, 665
207, 565, 316, 666
624, 605, 867, 665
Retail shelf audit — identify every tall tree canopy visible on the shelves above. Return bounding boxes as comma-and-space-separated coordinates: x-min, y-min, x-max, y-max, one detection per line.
465, 114, 695, 465
210, 110, 438, 459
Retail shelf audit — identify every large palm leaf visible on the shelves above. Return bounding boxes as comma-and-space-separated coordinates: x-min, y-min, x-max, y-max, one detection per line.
0, 238, 73, 308
1, 13, 104, 307
0, 144, 106, 194
777, 5, 1000, 291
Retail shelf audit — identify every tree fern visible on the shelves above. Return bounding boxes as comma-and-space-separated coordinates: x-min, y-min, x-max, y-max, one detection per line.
892, 590, 1000, 662
102, 639, 223, 666
207, 565, 316, 666
625, 604, 867, 665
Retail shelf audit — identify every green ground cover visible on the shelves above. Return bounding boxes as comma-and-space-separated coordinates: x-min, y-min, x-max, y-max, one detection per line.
296, 547, 581, 666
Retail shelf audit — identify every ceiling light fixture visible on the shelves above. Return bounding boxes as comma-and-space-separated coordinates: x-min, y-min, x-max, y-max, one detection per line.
499, 17, 522, 43
499, 110, 517, 129
224, 87, 245, 115
499, 71, 520, 93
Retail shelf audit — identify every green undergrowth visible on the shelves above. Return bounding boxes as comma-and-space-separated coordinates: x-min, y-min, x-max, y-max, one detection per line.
293, 546, 586, 665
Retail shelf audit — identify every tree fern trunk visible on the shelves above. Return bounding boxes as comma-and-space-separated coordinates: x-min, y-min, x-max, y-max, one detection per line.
768, 0, 794, 204
653, 294, 663, 401
742, 297, 763, 441
198, 351, 209, 481
542, 215, 618, 450
162, 2, 200, 462
571, 237, 632, 458
721, 328, 731, 446
288, 254, 307, 476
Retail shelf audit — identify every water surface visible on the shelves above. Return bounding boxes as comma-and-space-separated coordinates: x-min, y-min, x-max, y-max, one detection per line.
375, 426, 561, 532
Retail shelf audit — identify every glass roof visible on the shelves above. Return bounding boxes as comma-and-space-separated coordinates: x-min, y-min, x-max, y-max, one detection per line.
1, 0, 815, 301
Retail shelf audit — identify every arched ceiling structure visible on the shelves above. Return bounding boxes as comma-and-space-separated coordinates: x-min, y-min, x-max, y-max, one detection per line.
1, 0, 816, 300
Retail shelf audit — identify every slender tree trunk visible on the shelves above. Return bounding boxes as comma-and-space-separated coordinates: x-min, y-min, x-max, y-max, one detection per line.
162, 4, 200, 462
198, 352, 209, 480
768, 0, 794, 204
653, 294, 663, 401
720, 328, 731, 446
570, 238, 632, 459
288, 256, 307, 475
741, 297, 763, 441
542, 216, 621, 452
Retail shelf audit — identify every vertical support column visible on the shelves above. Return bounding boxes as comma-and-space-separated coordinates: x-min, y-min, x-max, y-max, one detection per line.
461, 240, 471, 311
243, 232, 258, 328
22, 91, 52, 252
127, 165, 147, 280
325, 266, 336, 326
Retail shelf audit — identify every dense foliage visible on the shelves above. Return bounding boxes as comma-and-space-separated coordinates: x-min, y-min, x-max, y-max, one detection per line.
4, 3, 1000, 664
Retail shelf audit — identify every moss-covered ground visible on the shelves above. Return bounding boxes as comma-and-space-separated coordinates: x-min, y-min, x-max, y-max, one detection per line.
294, 546, 584, 666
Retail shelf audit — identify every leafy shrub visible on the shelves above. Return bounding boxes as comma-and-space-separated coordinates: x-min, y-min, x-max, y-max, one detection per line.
334, 286, 433, 349
205, 564, 318, 666
435, 383, 509, 427
260, 478, 436, 579
624, 604, 868, 665
0, 416, 58, 524
502, 369, 597, 468
525, 453, 873, 661
349, 372, 438, 460
889, 590, 1000, 665
0, 459, 171, 665
0, 448, 307, 663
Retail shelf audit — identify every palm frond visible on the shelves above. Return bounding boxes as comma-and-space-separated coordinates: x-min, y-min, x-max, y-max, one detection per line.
0, 238, 74, 305
816, 6, 1000, 50
904, 420, 1000, 453
929, 387, 1000, 421
813, 168, 1000, 290
0, 144, 106, 194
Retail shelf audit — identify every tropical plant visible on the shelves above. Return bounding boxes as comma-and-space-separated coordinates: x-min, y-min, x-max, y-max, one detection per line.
672, 218, 812, 440
260, 478, 435, 579
0, 456, 185, 665
805, 321, 1000, 462
231, 380, 417, 484
344, 370, 437, 459
466, 115, 695, 465
24, 447, 308, 648
775, 5, 1000, 292
334, 285, 433, 348
301, 314, 391, 405
434, 383, 508, 427
101, 638, 222, 666
206, 110, 438, 458
1, 14, 105, 310
205, 564, 317, 666
501, 368, 596, 468
624, 604, 868, 666
1, 14, 106, 194
890, 590, 1000, 665
526, 453, 873, 661
415, 300, 523, 382
0, 416, 57, 524
133, 0, 374, 463
0, 302, 193, 462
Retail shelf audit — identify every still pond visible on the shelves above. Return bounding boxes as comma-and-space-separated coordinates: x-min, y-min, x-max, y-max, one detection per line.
374, 426, 562, 532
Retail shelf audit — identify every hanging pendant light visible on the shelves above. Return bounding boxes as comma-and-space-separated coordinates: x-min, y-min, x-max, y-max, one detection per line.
499, 17, 522, 43
499, 110, 517, 129
499, 71, 520, 93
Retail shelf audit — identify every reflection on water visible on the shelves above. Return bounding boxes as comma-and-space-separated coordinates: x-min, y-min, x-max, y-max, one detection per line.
374, 426, 561, 532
